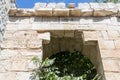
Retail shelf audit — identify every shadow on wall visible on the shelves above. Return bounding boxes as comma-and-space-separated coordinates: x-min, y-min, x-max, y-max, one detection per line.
42, 30, 105, 80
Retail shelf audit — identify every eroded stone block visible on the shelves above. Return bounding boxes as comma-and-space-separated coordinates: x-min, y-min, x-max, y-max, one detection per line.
53, 9, 69, 16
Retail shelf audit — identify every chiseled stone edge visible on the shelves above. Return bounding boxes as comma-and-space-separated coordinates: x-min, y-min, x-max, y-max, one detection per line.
9, 3, 120, 17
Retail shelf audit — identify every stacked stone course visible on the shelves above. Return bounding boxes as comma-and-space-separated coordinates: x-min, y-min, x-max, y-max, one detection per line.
0, 0, 16, 44
0, 2, 120, 80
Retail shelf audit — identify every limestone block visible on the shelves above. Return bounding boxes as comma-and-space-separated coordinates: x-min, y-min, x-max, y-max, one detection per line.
104, 8, 118, 16
8, 8, 17, 16
89, 23, 108, 30
32, 23, 49, 30
53, 9, 69, 16
50, 37, 60, 54
34, 17, 42, 23
107, 30, 120, 40
6, 23, 27, 31
17, 23, 32, 30
50, 23, 64, 30
35, 8, 52, 16
74, 30, 82, 39
68, 3, 75, 8
8, 17, 19, 23
26, 39, 42, 48
46, 3, 56, 8
117, 9, 120, 16
78, 3, 92, 16
70, 9, 81, 16
18, 17, 30, 23
37, 32, 50, 44
100, 50, 120, 58
15, 9, 26, 16
63, 23, 77, 30
13, 31, 38, 39
93, 9, 107, 16
42, 43, 51, 59
107, 25, 120, 30
64, 30, 74, 38
42, 17, 59, 23
1, 39, 27, 48
114, 40, 120, 49
34, 3, 47, 9
51, 30, 64, 38
11, 61, 27, 71
98, 39, 115, 49
11, 9, 35, 17
97, 3, 117, 16
105, 72, 120, 80
81, 9, 93, 16
80, 17, 93, 24
93, 17, 110, 24
56, 3, 65, 9
27, 60, 39, 70
25, 9, 35, 16
102, 59, 120, 72
60, 17, 80, 24
0, 49, 18, 60
16, 72, 32, 80
0, 60, 11, 72
83, 31, 101, 41
0, 72, 17, 80
101, 31, 109, 40
76, 24, 89, 30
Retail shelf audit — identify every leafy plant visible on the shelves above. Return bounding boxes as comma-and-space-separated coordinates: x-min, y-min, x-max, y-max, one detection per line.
31, 50, 100, 80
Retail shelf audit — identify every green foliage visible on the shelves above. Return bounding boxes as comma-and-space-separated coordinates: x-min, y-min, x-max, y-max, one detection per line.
32, 51, 100, 80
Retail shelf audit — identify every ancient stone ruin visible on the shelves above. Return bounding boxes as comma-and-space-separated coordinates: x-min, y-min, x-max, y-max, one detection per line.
0, 1, 120, 80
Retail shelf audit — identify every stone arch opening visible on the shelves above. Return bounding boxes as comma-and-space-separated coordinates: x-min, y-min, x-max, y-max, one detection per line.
42, 30, 105, 80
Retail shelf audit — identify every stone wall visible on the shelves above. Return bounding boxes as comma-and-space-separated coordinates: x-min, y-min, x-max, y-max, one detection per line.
0, 0, 16, 44
1, 2, 120, 80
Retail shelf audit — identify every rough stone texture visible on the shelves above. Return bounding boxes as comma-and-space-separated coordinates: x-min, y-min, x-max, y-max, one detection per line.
0, 0, 16, 44
1, 2, 120, 80
9, 3, 120, 17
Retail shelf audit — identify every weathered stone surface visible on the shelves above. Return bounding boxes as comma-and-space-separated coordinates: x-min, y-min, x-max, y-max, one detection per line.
16, 72, 32, 80
0, 72, 17, 80
64, 30, 74, 38
51, 30, 64, 38
1, 38, 42, 49
37, 32, 50, 44
70, 9, 81, 16
9, 8, 17, 16
42, 17, 59, 23
102, 59, 120, 72
53, 9, 69, 16
98, 39, 115, 49
26, 39, 42, 48
105, 72, 120, 80
35, 8, 52, 16
68, 3, 75, 8
83, 31, 101, 41
107, 31, 120, 40
0, 49, 18, 60
100, 50, 120, 58
101, 31, 109, 40
114, 40, 120, 49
